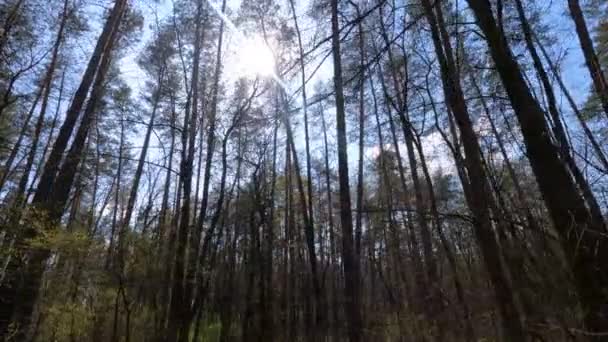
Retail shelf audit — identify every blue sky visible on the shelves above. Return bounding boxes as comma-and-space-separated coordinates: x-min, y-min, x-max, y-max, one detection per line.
111, 0, 605, 205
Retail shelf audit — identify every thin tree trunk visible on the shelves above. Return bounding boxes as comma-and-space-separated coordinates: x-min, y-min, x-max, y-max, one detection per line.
287, 1, 325, 330
156, 95, 176, 337
29, 70, 66, 202
191, 81, 260, 338
167, 1, 203, 339
319, 103, 340, 332
118, 78, 162, 267
379, 8, 444, 335
0, 0, 25, 71
12, 0, 70, 206
287, 0, 315, 251
466, 56, 539, 233
0, 0, 26, 120
0, 90, 42, 193
375, 58, 426, 318
369, 70, 414, 338
278, 86, 323, 333
414, 132, 476, 341
189, 1, 226, 323
567, 0, 608, 118
107, 110, 126, 269
533, 32, 608, 173
262, 112, 278, 342
354, 13, 365, 266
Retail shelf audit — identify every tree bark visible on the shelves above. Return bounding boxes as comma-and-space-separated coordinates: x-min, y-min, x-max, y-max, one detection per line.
118, 76, 162, 267
0, 3, 124, 335
13, 0, 71, 207
567, 0, 608, 119
534, 32, 608, 173
354, 11, 365, 266
34, 0, 127, 205
514, 0, 605, 228
330, 0, 362, 340
467, 0, 608, 336
167, 1, 204, 339
420, 0, 526, 339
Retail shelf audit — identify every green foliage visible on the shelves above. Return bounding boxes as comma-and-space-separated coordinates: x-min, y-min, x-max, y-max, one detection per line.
581, 1, 608, 121
40, 302, 94, 341
0, 105, 15, 161
28, 227, 91, 256
194, 319, 222, 342
1, 0, 607, 341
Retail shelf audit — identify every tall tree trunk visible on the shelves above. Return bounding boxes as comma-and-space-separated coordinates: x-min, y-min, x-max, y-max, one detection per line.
466, 0, 608, 336
278, 87, 323, 332
420, 0, 526, 339
287, 0, 325, 329
413, 132, 476, 341
354, 13, 365, 265
369, 71, 414, 338
33, 0, 127, 205
167, 1, 203, 339
213, 128, 241, 341
12, 0, 70, 206
567, 0, 608, 118
319, 103, 340, 332
192, 78, 260, 338
379, 8, 443, 334
262, 110, 278, 342
107, 110, 126, 269
375, 58, 426, 319
533, 32, 608, 172
465, 55, 539, 234
0, 0, 25, 70
0, 0, 26, 120
0, 91, 42, 193
28, 70, 66, 203
189, 1, 226, 324
284, 141, 297, 339
287, 0, 315, 254
118, 78, 162, 267
0, 4, 123, 335
46, 21, 118, 224
514, 0, 605, 227
330, 0, 362, 340
156, 93, 177, 337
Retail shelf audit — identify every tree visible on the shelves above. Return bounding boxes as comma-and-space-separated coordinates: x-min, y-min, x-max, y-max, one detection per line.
1, 0, 607, 340
567, 0, 608, 118
330, 0, 362, 340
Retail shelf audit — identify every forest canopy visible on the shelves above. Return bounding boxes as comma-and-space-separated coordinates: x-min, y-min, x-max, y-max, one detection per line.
0, 0, 608, 341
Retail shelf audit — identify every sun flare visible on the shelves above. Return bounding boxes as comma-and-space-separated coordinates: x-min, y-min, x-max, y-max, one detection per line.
235, 35, 275, 77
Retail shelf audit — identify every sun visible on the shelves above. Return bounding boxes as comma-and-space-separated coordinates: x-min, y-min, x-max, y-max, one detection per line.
235, 35, 276, 77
